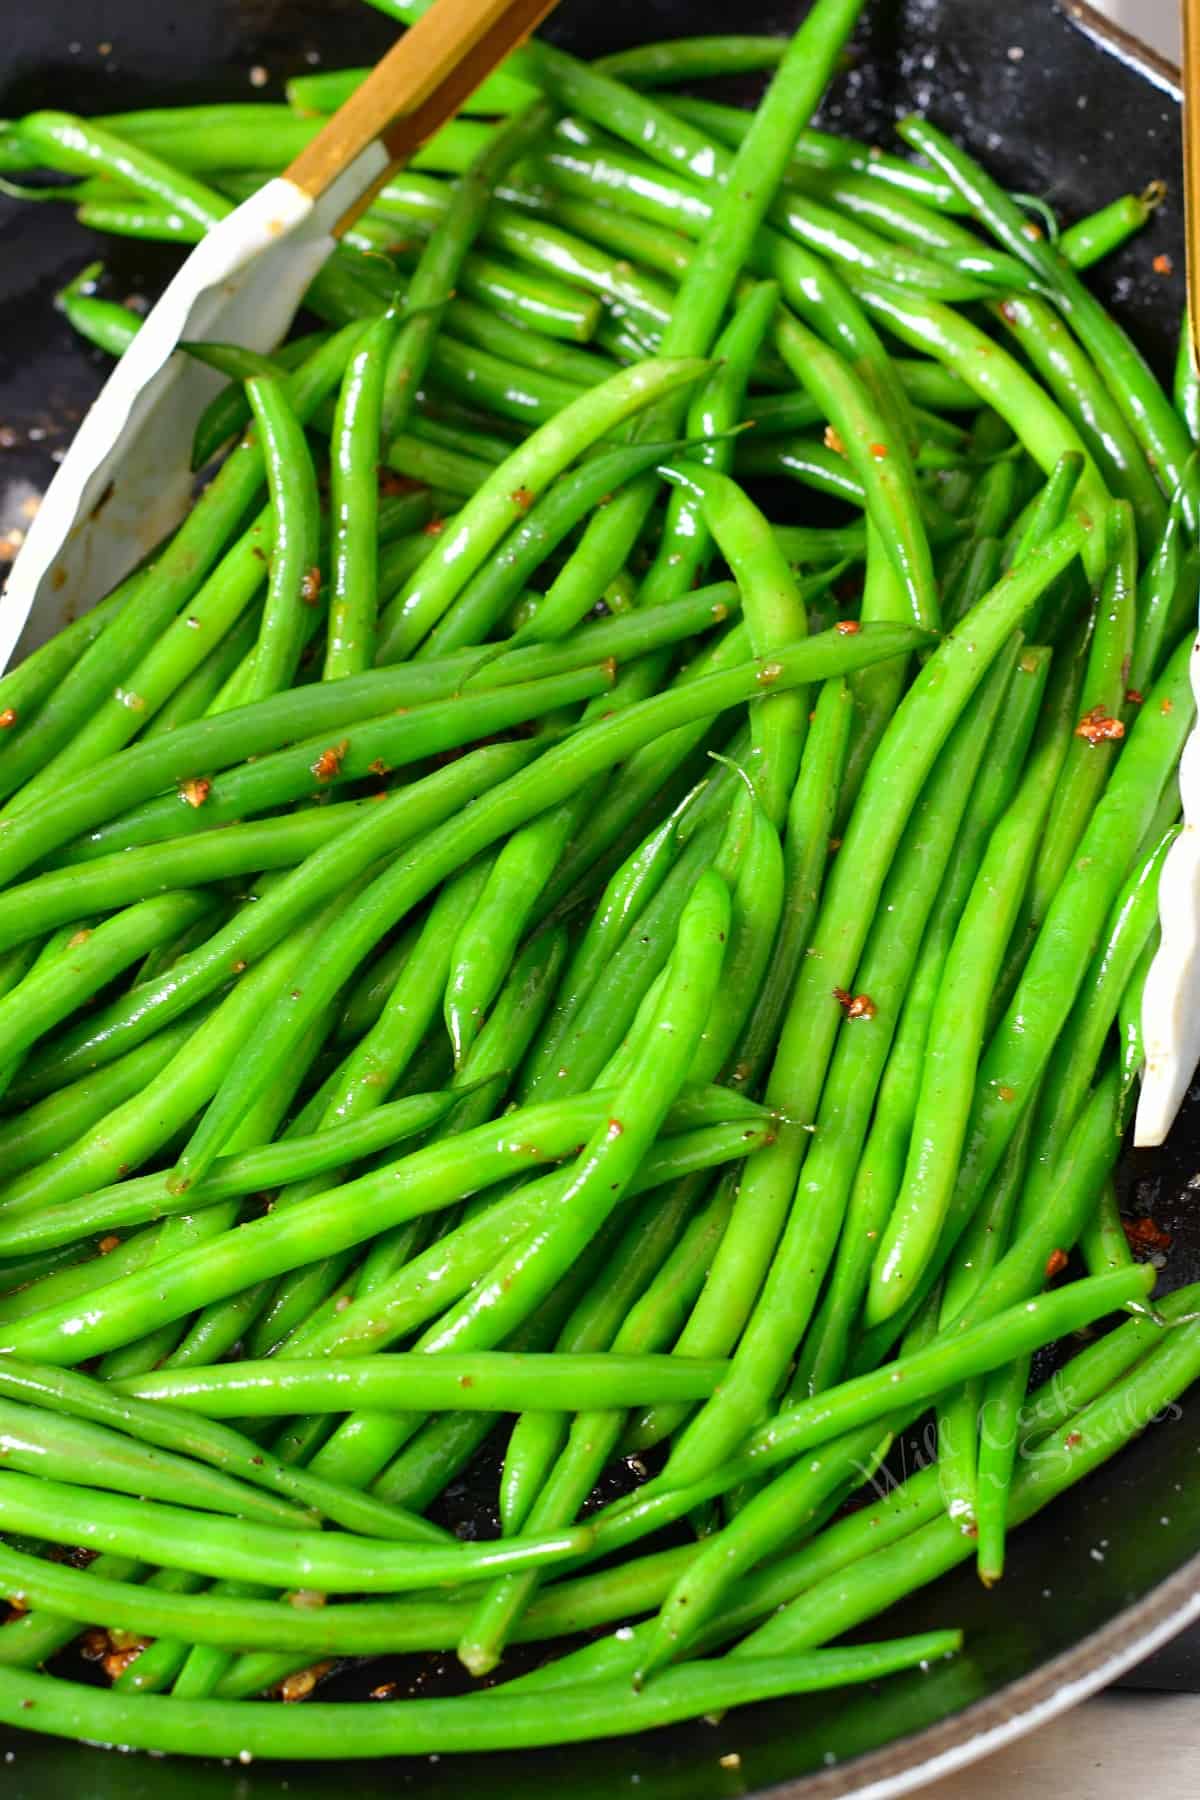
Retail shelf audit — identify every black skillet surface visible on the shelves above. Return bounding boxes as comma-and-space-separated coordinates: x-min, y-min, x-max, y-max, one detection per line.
2, 1, 1200, 1793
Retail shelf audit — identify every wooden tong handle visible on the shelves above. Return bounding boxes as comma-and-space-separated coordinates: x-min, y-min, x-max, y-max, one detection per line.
1184, 0, 1200, 370
285, 0, 557, 208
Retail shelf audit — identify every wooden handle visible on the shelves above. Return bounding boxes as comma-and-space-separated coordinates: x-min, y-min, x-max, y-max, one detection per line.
1184, 0, 1200, 371
284, 0, 558, 208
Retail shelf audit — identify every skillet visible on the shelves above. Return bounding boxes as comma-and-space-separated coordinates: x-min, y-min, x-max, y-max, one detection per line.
0, 1, 1198, 1792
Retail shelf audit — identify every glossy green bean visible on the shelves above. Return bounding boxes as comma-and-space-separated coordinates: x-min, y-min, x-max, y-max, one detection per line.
0, 1469, 588, 1592
0, 1398, 313, 1529
993, 294, 1165, 552
0, 1093, 455, 1255
864, 600, 1128, 1324
375, 355, 707, 660
0, 324, 368, 809
17, 745, 538, 1096
241, 375, 320, 699
118, 1352, 729, 1416
929, 633, 1195, 1294
897, 116, 1192, 525
420, 437, 699, 658
661, 516, 1090, 1486
1059, 186, 1164, 266
323, 311, 396, 678
658, 93, 971, 213
0, 1639, 959, 1758
0, 1090, 753, 1365
0, 799, 385, 954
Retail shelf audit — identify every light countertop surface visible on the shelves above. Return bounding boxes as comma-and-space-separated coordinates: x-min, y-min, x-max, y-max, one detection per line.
924, 1691, 1196, 1796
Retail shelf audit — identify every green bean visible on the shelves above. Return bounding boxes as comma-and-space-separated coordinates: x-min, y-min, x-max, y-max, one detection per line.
385, 429, 495, 495
722, 675, 854, 1098
742, 1289, 1199, 1663
453, 876, 735, 1673
0, 890, 211, 1076
0, 800, 388, 955
44, 668, 608, 884
0, 1093, 455, 1255
660, 93, 971, 214
65, 588, 736, 871
90, 976, 341, 1386
1130, 491, 1188, 696
0, 324, 368, 809
375, 355, 708, 660
441, 294, 613, 386
321, 313, 395, 678
0, 1640, 959, 1758
638, 1423, 892, 1681
657, 462, 808, 825
931, 631, 1195, 1273
0, 587, 131, 744
500, 1177, 702, 1535
687, 1265, 1154, 1496
856, 1023, 1136, 1375
0, 1398, 316, 1529
595, 289, 781, 633
521, 790, 698, 1096
241, 374, 321, 699
244, 863, 494, 1358
661, 517, 1090, 1485
420, 438, 700, 658
771, 313, 939, 627
12, 108, 227, 227
185, 332, 326, 470
673, 639, 1018, 1463
766, 160, 1023, 278
533, 632, 753, 922
993, 295, 1165, 552
897, 117, 1192, 525
371, 1261, 613, 1527
17, 745, 538, 1096
56, 259, 141, 355
140, 602, 267, 735
118, 1352, 729, 1417
0, 1021, 207, 1198
284, 1122, 764, 1376
933, 1109, 1037, 1535
524, 1284, 1200, 1695
856, 282, 1110, 575
524, 0, 877, 673
746, 359, 977, 438
1081, 1177, 1135, 1279
388, 228, 606, 349
864, 604, 1128, 1326
0, 1090, 751, 1365
833, 524, 914, 827
1059, 186, 1164, 266
533, 135, 917, 444
691, 790, 785, 1086
0, 1360, 446, 1548
0, 889, 347, 1230
600, 35, 790, 85
390, 195, 678, 338
303, 879, 734, 1508
15, 102, 493, 176
1020, 827, 1175, 1229
1120, 928, 1158, 1105
168, 625, 922, 1189
0, 1469, 589, 1592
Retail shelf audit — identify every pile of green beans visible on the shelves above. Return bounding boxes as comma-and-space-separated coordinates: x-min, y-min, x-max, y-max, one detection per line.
0, 0, 1194, 1767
